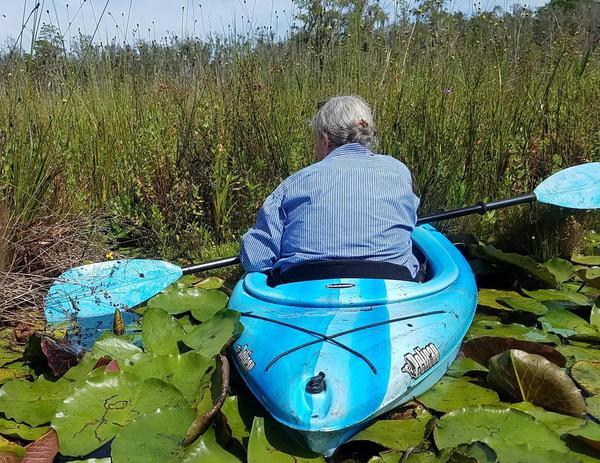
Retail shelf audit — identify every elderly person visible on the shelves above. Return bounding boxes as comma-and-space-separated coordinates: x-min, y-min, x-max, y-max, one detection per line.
240, 95, 421, 284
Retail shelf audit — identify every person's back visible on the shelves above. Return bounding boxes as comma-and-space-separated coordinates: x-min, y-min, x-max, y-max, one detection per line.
240, 96, 420, 281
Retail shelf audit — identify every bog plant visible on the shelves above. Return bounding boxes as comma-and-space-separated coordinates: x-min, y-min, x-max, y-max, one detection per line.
0, 243, 599, 461
0, 0, 599, 264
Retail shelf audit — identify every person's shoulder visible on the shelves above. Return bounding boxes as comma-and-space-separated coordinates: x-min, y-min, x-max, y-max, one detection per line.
377, 153, 412, 176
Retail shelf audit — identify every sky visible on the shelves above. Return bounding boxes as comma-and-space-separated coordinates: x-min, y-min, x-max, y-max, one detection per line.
0, 0, 550, 48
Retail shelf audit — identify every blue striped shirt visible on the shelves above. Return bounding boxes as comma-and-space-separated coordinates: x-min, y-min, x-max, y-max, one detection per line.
240, 143, 421, 277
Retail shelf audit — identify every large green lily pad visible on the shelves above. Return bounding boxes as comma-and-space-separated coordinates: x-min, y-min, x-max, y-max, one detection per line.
0, 377, 72, 426
465, 320, 560, 344
545, 258, 575, 285
496, 296, 548, 315
417, 377, 499, 412
349, 411, 432, 450
509, 402, 586, 434
248, 417, 324, 462
540, 309, 600, 341
190, 290, 230, 322
556, 344, 600, 367
522, 289, 590, 306
123, 352, 214, 403
183, 310, 242, 357
572, 255, 600, 266
570, 361, 600, 394
54, 372, 189, 457
53, 371, 140, 456
110, 407, 196, 463
487, 349, 586, 417
433, 405, 572, 461
194, 277, 226, 290
142, 308, 185, 354
147, 281, 228, 318
180, 428, 241, 462
477, 289, 520, 312
472, 245, 559, 287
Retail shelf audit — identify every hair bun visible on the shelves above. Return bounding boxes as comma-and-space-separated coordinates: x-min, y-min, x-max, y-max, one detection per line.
357, 119, 369, 129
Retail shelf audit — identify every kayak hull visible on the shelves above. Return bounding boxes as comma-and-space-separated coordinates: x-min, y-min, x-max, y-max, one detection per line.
228, 225, 477, 455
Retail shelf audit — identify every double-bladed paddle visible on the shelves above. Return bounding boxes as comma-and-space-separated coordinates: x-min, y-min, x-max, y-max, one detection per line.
45, 162, 600, 323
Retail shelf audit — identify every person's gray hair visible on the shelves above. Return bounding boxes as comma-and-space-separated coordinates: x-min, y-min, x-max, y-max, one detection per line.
311, 95, 377, 150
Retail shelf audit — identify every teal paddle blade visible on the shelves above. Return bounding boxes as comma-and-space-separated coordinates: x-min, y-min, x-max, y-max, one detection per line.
45, 259, 183, 324
534, 162, 600, 209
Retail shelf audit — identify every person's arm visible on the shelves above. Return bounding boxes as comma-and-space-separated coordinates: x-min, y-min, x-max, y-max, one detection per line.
240, 189, 286, 273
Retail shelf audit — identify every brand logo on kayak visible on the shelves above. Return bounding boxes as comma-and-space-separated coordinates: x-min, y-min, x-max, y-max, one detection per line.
325, 283, 356, 289
235, 344, 256, 373
401, 343, 440, 379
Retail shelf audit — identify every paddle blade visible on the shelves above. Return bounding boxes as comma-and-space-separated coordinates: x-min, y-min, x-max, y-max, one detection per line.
534, 162, 600, 209
45, 259, 183, 324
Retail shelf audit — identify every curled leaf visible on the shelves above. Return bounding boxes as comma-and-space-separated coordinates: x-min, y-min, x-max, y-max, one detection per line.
487, 349, 586, 417
22, 429, 59, 463
39, 336, 83, 377
113, 308, 125, 336
463, 336, 566, 367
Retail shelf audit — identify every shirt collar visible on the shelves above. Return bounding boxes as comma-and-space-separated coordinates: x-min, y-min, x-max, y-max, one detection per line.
323, 143, 372, 160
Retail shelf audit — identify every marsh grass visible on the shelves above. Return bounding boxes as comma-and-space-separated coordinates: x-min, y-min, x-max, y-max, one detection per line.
0, 1, 599, 264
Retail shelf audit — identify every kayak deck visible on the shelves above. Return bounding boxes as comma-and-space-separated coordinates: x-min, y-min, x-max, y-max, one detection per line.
228, 225, 477, 455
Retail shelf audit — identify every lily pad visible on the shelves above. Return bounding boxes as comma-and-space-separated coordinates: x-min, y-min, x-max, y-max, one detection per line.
0, 367, 30, 385
433, 405, 571, 461
523, 289, 590, 306
591, 298, 600, 330
462, 336, 566, 367
53, 371, 140, 456
570, 361, 600, 394
142, 308, 185, 354
190, 290, 229, 322
540, 309, 600, 341
572, 255, 600, 266
248, 417, 324, 462
586, 395, 600, 420
477, 289, 520, 312
221, 396, 252, 445
110, 407, 196, 463
577, 268, 600, 290
180, 428, 241, 462
509, 402, 586, 434
91, 333, 142, 361
0, 418, 50, 441
417, 377, 499, 412
487, 349, 586, 417
123, 352, 214, 403
349, 411, 432, 450
499, 296, 548, 315
183, 310, 242, 357
439, 442, 497, 463
194, 277, 225, 290
446, 356, 488, 377
556, 344, 600, 367
147, 281, 228, 318
568, 421, 600, 451
544, 257, 575, 285
0, 350, 21, 368
472, 245, 559, 287
465, 320, 560, 344
0, 377, 72, 426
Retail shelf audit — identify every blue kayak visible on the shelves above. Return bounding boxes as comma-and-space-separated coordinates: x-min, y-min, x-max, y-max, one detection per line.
228, 224, 477, 455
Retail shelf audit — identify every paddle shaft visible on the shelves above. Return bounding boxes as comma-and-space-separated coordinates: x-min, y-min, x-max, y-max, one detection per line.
181, 193, 537, 274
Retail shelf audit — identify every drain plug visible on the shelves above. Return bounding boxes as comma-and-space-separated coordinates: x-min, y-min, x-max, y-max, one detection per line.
306, 371, 326, 394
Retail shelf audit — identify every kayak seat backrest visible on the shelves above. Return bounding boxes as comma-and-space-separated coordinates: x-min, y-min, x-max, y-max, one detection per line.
242, 225, 460, 309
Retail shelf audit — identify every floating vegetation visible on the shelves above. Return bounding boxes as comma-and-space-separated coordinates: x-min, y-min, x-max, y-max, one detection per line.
0, 245, 598, 461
